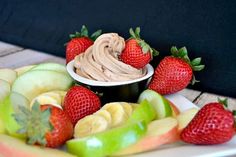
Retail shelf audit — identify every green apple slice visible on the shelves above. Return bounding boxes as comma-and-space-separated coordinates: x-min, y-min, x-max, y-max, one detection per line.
0, 134, 76, 157
15, 65, 36, 76
66, 121, 147, 157
0, 68, 17, 85
0, 79, 11, 102
128, 99, 156, 124
138, 89, 172, 119
10, 92, 30, 112
0, 96, 25, 139
31, 63, 67, 74
0, 118, 5, 133
11, 70, 73, 102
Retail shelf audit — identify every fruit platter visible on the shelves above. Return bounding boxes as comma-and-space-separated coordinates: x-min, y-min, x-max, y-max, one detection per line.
0, 26, 235, 157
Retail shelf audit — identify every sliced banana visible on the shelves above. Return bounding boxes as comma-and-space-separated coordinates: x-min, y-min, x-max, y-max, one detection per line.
129, 103, 140, 110
120, 102, 133, 118
102, 102, 127, 127
94, 110, 112, 126
74, 115, 109, 138
30, 94, 62, 109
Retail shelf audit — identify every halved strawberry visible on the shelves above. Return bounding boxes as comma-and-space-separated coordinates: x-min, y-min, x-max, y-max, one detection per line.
13, 102, 73, 148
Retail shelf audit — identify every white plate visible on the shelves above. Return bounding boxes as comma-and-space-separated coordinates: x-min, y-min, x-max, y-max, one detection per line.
129, 94, 236, 157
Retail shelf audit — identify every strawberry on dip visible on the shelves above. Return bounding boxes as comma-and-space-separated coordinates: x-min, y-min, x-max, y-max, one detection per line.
120, 27, 159, 69
66, 25, 102, 63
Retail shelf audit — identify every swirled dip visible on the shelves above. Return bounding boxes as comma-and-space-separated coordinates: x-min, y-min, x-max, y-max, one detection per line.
74, 33, 146, 82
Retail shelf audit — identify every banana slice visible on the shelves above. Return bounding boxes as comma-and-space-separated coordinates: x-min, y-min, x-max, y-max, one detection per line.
94, 110, 112, 126
120, 102, 133, 118
74, 115, 109, 138
30, 94, 62, 109
102, 102, 126, 127
129, 103, 140, 110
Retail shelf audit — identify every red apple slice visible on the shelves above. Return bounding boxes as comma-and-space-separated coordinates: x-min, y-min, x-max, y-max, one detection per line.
176, 108, 199, 133
114, 117, 179, 156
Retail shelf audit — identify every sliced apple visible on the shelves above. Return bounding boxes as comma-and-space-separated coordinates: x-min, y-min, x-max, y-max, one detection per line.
15, 65, 35, 76
128, 99, 156, 124
66, 121, 147, 157
167, 100, 180, 117
0, 79, 11, 102
31, 63, 67, 74
114, 117, 179, 156
0, 134, 76, 157
10, 92, 30, 112
0, 118, 5, 134
0, 68, 17, 85
0, 96, 24, 139
176, 108, 199, 132
11, 70, 73, 102
138, 89, 172, 119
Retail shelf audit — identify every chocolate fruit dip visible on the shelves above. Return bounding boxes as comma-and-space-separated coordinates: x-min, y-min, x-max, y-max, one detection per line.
74, 33, 146, 82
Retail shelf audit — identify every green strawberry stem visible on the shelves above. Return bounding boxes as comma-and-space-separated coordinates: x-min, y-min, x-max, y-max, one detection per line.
129, 27, 159, 57
170, 46, 205, 85
13, 101, 53, 146
69, 25, 102, 41
217, 98, 228, 107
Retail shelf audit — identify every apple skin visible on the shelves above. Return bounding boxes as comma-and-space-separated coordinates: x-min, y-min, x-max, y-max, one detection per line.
167, 100, 180, 117
0, 118, 5, 134
66, 121, 147, 157
138, 90, 172, 119
0, 96, 25, 139
114, 117, 179, 156
128, 99, 156, 124
0, 134, 75, 157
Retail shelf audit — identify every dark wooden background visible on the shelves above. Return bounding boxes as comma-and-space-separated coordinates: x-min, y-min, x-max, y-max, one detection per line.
0, 0, 235, 97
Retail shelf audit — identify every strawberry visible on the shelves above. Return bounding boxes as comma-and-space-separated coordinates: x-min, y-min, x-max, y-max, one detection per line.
148, 46, 204, 95
66, 25, 102, 63
120, 27, 159, 69
63, 85, 101, 126
180, 99, 236, 145
13, 103, 73, 148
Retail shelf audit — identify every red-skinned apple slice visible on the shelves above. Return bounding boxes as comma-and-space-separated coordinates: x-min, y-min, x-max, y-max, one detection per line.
114, 117, 179, 156
0, 134, 75, 157
176, 108, 199, 133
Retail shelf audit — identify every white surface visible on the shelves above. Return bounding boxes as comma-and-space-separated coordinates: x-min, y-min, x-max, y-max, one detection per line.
130, 94, 236, 157
66, 60, 154, 86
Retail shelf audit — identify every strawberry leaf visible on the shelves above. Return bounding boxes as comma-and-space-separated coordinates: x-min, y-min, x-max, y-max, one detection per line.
192, 65, 205, 71
191, 57, 202, 66
142, 45, 149, 53
129, 28, 137, 39
217, 98, 228, 107
170, 46, 179, 57
152, 48, 159, 56
90, 29, 102, 41
179, 47, 188, 57
135, 27, 141, 38
80, 25, 89, 37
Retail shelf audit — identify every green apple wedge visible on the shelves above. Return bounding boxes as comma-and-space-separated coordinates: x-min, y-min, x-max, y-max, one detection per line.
0, 79, 11, 102
15, 65, 36, 76
0, 95, 25, 139
66, 120, 146, 157
11, 70, 73, 102
138, 89, 172, 119
0, 68, 17, 85
128, 99, 156, 124
0, 134, 76, 157
30, 63, 67, 74
0, 118, 5, 134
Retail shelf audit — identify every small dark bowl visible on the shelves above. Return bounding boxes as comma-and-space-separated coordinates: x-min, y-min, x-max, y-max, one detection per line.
67, 60, 154, 104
